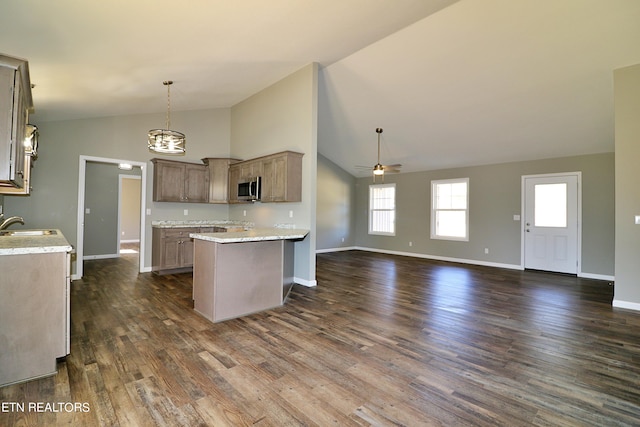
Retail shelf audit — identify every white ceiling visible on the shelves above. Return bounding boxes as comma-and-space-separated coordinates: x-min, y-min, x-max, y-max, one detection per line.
1, 0, 639, 175
319, 0, 640, 175
0, 0, 457, 122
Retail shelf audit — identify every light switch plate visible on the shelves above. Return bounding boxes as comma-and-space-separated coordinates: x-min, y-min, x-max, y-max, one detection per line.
635, 215, 640, 225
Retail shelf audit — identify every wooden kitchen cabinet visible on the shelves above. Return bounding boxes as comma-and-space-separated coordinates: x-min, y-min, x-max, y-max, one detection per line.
152, 227, 197, 272
239, 159, 263, 180
228, 151, 303, 203
0, 54, 34, 192
228, 163, 241, 203
151, 158, 209, 203
260, 151, 303, 202
202, 157, 241, 203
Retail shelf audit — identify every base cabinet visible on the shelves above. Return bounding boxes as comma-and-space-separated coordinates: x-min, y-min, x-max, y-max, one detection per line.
0, 251, 70, 387
152, 226, 225, 273
153, 227, 195, 272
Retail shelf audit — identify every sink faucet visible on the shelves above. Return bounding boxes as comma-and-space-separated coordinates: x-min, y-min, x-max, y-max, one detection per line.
0, 214, 25, 230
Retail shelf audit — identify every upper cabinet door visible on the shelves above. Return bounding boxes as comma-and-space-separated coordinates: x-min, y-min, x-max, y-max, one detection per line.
152, 159, 210, 203
152, 160, 186, 202
184, 163, 209, 203
0, 55, 33, 192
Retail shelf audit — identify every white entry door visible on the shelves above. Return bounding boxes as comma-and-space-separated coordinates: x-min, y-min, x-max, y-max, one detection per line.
523, 173, 579, 274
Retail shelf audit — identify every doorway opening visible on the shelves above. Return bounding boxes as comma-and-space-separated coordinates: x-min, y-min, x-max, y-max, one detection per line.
118, 174, 142, 256
521, 172, 581, 274
75, 156, 147, 280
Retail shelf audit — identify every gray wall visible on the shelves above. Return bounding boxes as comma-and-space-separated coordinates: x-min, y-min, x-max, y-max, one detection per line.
614, 64, 640, 308
229, 63, 318, 285
3, 108, 232, 274
353, 153, 615, 277
84, 162, 120, 257
316, 153, 356, 250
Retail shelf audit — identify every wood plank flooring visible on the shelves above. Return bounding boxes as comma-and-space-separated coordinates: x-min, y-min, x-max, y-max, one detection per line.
2, 250, 640, 426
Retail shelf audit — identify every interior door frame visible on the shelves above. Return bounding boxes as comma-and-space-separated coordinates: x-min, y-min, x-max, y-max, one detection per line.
520, 171, 582, 273
76, 155, 147, 280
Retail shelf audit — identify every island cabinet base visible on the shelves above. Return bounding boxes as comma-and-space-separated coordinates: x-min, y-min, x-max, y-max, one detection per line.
193, 239, 294, 323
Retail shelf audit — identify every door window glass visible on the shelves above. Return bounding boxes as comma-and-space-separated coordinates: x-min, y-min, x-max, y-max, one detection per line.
534, 183, 567, 227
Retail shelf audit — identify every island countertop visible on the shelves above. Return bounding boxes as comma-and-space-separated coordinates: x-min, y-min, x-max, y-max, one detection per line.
190, 227, 309, 244
0, 229, 73, 256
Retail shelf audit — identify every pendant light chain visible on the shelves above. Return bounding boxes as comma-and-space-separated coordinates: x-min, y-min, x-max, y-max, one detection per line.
164, 80, 172, 130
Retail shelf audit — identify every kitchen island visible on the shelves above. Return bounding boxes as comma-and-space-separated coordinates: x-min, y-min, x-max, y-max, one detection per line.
189, 228, 309, 323
0, 229, 72, 387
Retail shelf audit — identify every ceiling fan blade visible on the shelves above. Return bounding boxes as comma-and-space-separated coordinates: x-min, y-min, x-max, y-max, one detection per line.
384, 163, 402, 168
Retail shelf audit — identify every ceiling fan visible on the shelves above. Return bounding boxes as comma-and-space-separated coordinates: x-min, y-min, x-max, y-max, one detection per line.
356, 128, 402, 182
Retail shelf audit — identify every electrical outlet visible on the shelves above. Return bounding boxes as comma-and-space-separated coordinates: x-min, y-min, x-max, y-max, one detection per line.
289, 210, 294, 218
484, 248, 489, 254
243, 210, 247, 217
409, 241, 413, 247
183, 209, 189, 216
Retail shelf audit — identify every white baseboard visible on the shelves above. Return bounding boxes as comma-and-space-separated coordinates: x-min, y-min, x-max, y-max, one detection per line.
83, 253, 119, 260
579, 272, 615, 281
349, 246, 523, 270
316, 246, 358, 254
295, 277, 317, 287
612, 300, 640, 311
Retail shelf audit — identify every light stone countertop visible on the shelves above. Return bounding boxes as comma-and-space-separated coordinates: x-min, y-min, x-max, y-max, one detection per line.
0, 229, 73, 256
152, 220, 253, 229
190, 227, 309, 244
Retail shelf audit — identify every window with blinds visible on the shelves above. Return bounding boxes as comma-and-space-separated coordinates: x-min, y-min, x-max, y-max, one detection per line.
369, 183, 396, 236
431, 178, 469, 241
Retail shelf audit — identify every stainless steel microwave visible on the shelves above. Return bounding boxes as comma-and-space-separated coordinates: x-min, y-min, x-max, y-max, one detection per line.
238, 176, 261, 201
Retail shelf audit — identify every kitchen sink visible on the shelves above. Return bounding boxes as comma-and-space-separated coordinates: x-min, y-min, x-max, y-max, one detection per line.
0, 229, 57, 237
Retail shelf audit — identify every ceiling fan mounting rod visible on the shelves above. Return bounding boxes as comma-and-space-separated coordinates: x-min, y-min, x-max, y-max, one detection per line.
376, 128, 383, 164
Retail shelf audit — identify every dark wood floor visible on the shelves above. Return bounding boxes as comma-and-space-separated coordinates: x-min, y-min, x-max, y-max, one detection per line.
2, 250, 640, 426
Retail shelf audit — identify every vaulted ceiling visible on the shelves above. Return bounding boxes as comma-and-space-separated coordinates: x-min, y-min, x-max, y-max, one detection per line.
1, 0, 639, 175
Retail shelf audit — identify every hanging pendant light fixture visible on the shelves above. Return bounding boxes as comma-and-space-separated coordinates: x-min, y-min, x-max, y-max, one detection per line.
148, 80, 186, 155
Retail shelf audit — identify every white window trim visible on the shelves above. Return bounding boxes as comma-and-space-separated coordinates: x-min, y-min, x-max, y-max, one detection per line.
431, 177, 469, 242
368, 183, 396, 236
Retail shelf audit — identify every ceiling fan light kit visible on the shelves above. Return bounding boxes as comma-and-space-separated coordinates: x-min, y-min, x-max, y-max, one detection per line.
148, 80, 186, 155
